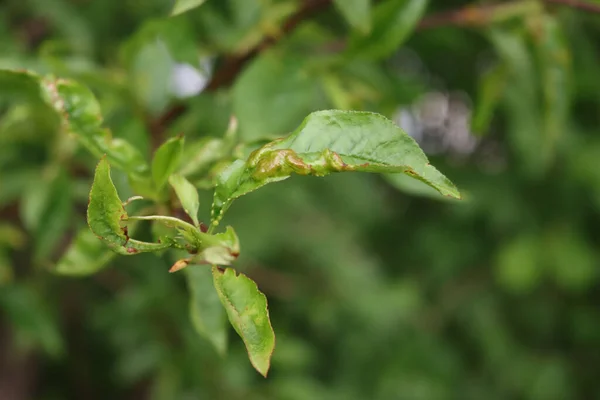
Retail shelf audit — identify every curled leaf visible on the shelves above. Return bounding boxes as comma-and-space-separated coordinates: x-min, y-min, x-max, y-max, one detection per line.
87, 158, 171, 255
169, 174, 200, 226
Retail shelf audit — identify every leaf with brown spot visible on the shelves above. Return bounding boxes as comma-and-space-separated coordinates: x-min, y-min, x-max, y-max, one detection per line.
211, 110, 460, 225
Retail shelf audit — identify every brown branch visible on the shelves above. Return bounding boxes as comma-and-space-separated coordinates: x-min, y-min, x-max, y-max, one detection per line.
544, 0, 600, 13
150, 0, 600, 139
149, 0, 333, 143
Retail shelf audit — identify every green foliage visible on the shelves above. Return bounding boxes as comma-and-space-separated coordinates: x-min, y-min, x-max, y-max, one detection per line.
1, 0, 599, 397
212, 266, 276, 377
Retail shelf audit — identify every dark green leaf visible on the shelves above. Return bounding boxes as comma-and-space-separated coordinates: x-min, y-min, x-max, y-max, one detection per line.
20, 167, 72, 262
212, 266, 275, 377
233, 51, 319, 141
172, 0, 207, 16
211, 110, 460, 225
186, 267, 227, 355
0, 285, 64, 358
333, 0, 371, 33
348, 0, 428, 59
534, 15, 571, 166
471, 63, 507, 135
152, 135, 184, 190
54, 228, 116, 276
169, 174, 200, 226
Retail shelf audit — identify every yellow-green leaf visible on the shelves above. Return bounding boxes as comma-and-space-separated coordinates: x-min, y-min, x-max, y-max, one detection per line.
212, 266, 275, 377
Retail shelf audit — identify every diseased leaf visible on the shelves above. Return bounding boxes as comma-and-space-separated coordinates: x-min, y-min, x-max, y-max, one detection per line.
169, 174, 200, 226
0, 69, 149, 177
41, 77, 149, 176
169, 226, 240, 272
211, 110, 460, 225
171, 0, 207, 16
54, 228, 116, 276
333, 0, 371, 34
212, 266, 275, 377
152, 135, 184, 190
185, 267, 227, 355
87, 158, 171, 255
348, 0, 428, 60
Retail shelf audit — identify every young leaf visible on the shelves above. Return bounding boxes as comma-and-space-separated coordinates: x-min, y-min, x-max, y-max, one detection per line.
212, 266, 275, 377
152, 136, 184, 190
169, 226, 240, 272
171, 0, 207, 16
348, 0, 428, 60
169, 174, 200, 227
211, 110, 460, 225
333, 0, 371, 34
88, 158, 171, 255
186, 267, 227, 355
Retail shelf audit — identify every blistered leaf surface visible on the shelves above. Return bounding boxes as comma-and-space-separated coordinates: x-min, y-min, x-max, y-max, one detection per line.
212, 110, 460, 224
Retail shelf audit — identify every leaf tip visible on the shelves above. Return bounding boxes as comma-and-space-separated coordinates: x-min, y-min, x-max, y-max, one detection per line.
170, 259, 190, 273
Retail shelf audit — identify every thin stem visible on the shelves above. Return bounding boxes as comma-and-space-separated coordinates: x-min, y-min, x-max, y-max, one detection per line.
126, 215, 198, 234
544, 0, 600, 13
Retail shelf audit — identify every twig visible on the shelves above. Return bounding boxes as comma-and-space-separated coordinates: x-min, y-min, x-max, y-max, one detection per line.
150, 0, 600, 137
148, 0, 333, 144
544, 0, 600, 13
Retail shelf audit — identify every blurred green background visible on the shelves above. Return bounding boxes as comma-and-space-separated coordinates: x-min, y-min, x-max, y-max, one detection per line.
2, 0, 600, 399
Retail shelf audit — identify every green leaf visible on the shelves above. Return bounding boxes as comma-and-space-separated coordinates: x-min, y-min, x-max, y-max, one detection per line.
534, 15, 571, 167
54, 228, 116, 276
0, 285, 64, 358
348, 0, 428, 60
471, 63, 507, 135
333, 0, 371, 33
212, 266, 275, 377
0, 69, 46, 101
20, 167, 72, 262
185, 267, 227, 355
87, 158, 171, 255
169, 174, 200, 226
233, 51, 319, 142
152, 136, 184, 190
211, 110, 460, 225
171, 0, 207, 16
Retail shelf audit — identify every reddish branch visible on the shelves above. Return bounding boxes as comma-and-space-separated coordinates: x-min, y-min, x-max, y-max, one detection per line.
148, 0, 333, 141
544, 0, 600, 13
150, 0, 600, 140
